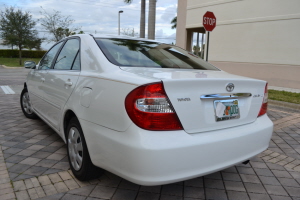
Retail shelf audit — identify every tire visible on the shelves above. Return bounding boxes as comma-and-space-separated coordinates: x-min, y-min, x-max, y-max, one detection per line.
67, 117, 103, 181
20, 88, 38, 119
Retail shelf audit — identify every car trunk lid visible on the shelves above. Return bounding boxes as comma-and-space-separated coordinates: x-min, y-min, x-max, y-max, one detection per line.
121, 67, 266, 133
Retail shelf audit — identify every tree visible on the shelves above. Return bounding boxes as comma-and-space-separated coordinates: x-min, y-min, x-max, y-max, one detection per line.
39, 7, 79, 42
171, 16, 177, 29
55, 27, 76, 39
140, 0, 146, 38
148, 0, 156, 39
24, 37, 43, 50
53, 28, 85, 38
124, 0, 146, 38
1, 33, 18, 50
110, 38, 156, 51
193, 45, 200, 56
0, 6, 41, 65
124, 0, 157, 39
121, 28, 138, 37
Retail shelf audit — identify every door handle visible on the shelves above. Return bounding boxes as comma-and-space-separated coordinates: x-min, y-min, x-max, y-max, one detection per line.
65, 81, 73, 86
41, 78, 45, 82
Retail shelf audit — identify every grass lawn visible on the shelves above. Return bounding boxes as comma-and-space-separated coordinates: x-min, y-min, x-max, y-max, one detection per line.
269, 89, 300, 104
0, 57, 41, 67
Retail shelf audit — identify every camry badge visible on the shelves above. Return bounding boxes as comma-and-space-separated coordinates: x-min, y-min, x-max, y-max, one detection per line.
177, 98, 191, 102
226, 83, 234, 92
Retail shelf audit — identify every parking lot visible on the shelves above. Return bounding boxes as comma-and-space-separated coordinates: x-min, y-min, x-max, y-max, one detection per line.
0, 66, 300, 200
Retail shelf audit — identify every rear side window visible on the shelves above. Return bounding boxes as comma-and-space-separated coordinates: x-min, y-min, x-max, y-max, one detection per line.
95, 38, 218, 70
71, 52, 80, 70
54, 38, 80, 70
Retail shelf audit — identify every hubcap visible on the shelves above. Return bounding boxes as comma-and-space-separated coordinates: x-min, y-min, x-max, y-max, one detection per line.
22, 92, 33, 114
68, 127, 83, 171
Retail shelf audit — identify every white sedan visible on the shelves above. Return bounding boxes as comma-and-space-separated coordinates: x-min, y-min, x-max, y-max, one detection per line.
21, 34, 273, 186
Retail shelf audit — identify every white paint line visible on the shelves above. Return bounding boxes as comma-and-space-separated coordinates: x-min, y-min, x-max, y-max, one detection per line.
0, 86, 9, 94
0, 85, 15, 94
6, 86, 15, 94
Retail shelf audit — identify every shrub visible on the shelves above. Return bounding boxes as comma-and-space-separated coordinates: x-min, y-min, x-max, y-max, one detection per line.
0, 49, 46, 58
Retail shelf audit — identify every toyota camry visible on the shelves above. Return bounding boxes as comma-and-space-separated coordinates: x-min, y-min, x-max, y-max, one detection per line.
21, 34, 273, 186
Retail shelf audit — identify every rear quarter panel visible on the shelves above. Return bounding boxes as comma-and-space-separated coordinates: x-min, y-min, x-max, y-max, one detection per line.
65, 73, 138, 132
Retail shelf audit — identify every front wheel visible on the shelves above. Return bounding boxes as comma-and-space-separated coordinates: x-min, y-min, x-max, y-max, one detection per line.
67, 117, 103, 181
20, 88, 38, 119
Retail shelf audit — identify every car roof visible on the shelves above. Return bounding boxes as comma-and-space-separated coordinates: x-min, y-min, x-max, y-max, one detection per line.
70, 34, 160, 43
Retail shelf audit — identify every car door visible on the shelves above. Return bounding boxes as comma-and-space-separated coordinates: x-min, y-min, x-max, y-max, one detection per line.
42, 38, 81, 130
28, 41, 64, 117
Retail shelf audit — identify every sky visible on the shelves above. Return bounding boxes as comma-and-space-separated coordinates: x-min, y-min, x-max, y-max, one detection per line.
0, 0, 178, 50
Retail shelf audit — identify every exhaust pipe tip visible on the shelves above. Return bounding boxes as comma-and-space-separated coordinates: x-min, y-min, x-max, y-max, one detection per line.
242, 160, 250, 165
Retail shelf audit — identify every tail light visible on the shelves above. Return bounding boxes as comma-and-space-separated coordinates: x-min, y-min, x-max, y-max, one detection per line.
125, 82, 183, 131
258, 83, 268, 117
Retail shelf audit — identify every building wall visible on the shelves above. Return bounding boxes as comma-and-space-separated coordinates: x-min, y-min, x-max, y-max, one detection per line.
211, 61, 300, 89
177, 0, 300, 65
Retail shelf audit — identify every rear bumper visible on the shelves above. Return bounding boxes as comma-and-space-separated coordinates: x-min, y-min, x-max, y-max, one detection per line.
81, 114, 273, 186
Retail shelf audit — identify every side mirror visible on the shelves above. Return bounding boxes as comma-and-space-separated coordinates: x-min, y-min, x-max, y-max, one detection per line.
24, 61, 36, 69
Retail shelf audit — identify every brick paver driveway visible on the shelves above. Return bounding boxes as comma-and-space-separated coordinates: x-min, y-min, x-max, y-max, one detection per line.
0, 66, 300, 200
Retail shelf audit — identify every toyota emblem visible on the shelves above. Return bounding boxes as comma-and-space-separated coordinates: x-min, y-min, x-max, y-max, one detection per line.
226, 83, 234, 92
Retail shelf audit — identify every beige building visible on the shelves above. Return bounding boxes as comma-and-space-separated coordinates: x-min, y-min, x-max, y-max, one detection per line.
176, 0, 300, 89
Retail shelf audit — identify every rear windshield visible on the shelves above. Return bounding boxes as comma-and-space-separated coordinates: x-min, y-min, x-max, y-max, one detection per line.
95, 38, 219, 70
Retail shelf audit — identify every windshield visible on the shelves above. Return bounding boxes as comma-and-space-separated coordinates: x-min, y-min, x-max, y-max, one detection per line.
95, 38, 219, 70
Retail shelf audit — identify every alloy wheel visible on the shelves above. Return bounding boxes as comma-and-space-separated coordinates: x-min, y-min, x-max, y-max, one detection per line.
68, 127, 83, 171
22, 92, 33, 114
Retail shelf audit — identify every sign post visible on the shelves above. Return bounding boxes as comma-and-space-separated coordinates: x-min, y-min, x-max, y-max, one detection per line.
203, 11, 216, 61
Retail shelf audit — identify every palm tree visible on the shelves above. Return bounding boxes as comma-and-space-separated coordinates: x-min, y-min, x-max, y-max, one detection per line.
171, 16, 177, 29
124, 0, 156, 39
148, 0, 156, 39
124, 0, 145, 38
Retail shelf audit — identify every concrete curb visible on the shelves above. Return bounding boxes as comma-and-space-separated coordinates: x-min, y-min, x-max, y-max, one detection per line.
0, 65, 22, 69
269, 99, 300, 110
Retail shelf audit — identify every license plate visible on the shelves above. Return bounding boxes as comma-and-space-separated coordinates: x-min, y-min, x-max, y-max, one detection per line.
214, 99, 240, 121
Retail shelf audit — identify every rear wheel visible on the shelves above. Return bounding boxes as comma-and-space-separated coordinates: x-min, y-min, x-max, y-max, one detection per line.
20, 88, 38, 119
67, 117, 103, 181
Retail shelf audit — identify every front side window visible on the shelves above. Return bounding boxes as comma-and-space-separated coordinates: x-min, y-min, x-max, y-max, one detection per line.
39, 42, 63, 70
54, 38, 80, 70
95, 38, 219, 70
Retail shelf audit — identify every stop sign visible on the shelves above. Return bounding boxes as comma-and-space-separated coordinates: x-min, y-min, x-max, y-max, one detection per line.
203, 11, 216, 32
